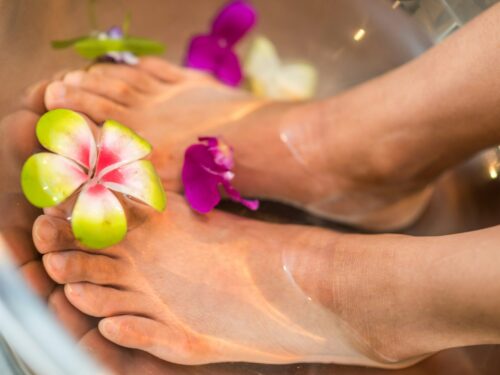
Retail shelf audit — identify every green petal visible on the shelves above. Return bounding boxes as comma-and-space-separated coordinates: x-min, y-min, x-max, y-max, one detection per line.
275, 63, 318, 100
101, 160, 166, 212
95, 120, 152, 176
21, 153, 88, 208
244, 36, 281, 80
73, 37, 165, 59
51, 36, 88, 49
71, 184, 127, 250
36, 109, 96, 169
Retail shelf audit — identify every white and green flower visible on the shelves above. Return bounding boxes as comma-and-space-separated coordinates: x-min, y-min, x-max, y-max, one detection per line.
21, 109, 166, 249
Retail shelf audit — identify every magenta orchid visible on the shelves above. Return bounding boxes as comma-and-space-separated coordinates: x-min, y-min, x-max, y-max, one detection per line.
21, 109, 166, 249
185, 0, 257, 86
182, 137, 259, 213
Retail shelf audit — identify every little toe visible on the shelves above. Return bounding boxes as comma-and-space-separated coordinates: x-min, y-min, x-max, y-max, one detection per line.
88, 64, 165, 94
20, 260, 55, 300
64, 70, 145, 107
48, 286, 96, 338
98, 315, 212, 365
65, 282, 150, 318
45, 81, 129, 124
22, 80, 50, 114
33, 215, 80, 254
43, 250, 124, 285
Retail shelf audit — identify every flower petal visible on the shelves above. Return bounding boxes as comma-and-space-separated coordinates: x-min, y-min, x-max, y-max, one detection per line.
36, 109, 96, 169
101, 160, 166, 212
71, 184, 127, 249
185, 35, 222, 72
221, 179, 259, 210
275, 63, 318, 100
21, 153, 88, 208
95, 120, 152, 176
212, 0, 257, 47
215, 49, 243, 86
182, 144, 222, 213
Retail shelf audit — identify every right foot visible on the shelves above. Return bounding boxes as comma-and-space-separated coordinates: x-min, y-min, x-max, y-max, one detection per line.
41, 58, 433, 230
34, 193, 490, 368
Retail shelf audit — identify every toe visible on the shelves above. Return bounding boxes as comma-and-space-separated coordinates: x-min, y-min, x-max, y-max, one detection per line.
65, 282, 150, 318
138, 57, 188, 83
88, 64, 165, 94
43, 250, 124, 285
64, 70, 145, 107
33, 215, 80, 254
99, 315, 215, 365
48, 286, 95, 338
45, 81, 129, 124
20, 260, 55, 300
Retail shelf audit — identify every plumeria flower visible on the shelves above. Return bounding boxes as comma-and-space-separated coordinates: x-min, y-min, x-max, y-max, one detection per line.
244, 36, 318, 100
182, 137, 259, 213
52, 26, 165, 64
186, 0, 257, 86
21, 109, 166, 249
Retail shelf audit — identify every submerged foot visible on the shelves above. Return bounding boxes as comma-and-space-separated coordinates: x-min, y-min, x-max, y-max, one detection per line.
41, 58, 432, 230
35, 193, 449, 367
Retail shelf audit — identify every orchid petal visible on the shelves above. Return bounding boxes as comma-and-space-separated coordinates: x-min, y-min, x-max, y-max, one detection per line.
36, 109, 96, 169
244, 36, 317, 100
212, 0, 257, 47
101, 160, 166, 212
276, 63, 318, 100
185, 35, 222, 71
71, 184, 127, 249
95, 120, 152, 176
221, 179, 259, 210
216, 49, 243, 86
182, 144, 222, 213
21, 153, 88, 208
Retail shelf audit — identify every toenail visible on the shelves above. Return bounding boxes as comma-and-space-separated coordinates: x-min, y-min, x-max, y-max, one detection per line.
66, 283, 83, 297
46, 253, 66, 272
100, 319, 118, 337
35, 219, 58, 243
64, 72, 83, 85
48, 83, 67, 99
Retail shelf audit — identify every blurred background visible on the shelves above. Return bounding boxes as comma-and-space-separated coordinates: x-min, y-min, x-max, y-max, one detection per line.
1, 0, 500, 374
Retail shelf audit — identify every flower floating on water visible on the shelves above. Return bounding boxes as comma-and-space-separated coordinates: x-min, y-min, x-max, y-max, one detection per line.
186, 0, 257, 86
21, 109, 166, 249
182, 137, 259, 213
244, 36, 317, 100
52, 25, 165, 64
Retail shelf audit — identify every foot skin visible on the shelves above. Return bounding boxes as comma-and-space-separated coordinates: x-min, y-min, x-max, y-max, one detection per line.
0, 110, 52, 297
34, 192, 462, 368
40, 58, 432, 230
43, 58, 266, 191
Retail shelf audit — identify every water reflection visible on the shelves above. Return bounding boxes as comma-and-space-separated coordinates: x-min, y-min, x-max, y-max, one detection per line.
1, 0, 500, 374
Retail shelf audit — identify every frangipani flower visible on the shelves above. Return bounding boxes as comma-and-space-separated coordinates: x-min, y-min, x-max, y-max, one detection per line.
52, 26, 165, 64
182, 137, 259, 213
244, 36, 318, 100
186, 0, 257, 86
21, 109, 166, 249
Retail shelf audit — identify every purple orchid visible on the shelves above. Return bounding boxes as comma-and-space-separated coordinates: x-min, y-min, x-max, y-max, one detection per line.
186, 0, 257, 86
182, 137, 259, 213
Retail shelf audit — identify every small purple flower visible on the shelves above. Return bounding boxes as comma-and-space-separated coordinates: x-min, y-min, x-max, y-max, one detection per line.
186, 0, 257, 86
182, 137, 259, 213
96, 26, 139, 65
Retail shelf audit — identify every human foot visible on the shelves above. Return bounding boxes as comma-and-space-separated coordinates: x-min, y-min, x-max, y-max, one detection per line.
42, 58, 266, 192
40, 58, 433, 230
33, 192, 485, 368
